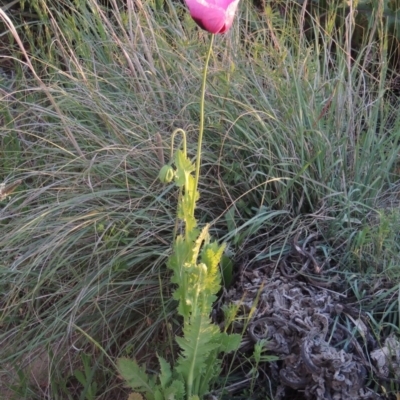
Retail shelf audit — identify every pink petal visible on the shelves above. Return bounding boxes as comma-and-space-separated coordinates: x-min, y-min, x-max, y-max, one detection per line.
219, 0, 240, 32
185, 0, 240, 34
217, 0, 239, 9
185, 0, 225, 33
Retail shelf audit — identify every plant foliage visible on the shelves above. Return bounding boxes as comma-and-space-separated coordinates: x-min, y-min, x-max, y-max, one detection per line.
118, 134, 241, 399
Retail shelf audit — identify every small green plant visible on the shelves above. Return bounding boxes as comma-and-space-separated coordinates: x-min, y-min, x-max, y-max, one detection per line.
249, 340, 279, 394
74, 353, 98, 400
118, 135, 242, 399
116, 3, 244, 396
117, 32, 241, 400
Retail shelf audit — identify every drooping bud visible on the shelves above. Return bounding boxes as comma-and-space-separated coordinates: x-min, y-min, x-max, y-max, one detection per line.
158, 165, 175, 183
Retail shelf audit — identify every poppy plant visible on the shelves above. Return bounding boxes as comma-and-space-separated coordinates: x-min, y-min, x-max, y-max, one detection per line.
185, 0, 240, 34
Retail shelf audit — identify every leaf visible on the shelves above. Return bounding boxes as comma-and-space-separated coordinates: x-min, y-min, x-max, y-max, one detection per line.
175, 314, 221, 382
117, 358, 153, 393
201, 241, 225, 295
154, 389, 163, 400
157, 355, 172, 389
177, 175, 199, 232
174, 150, 194, 187
173, 286, 192, 317
167, 235, 192, 275
168, 234, 197, 318
219, 332, 242, 353
164, 379, 185, 399
128, 393, 144, 400
177, 207, 197, 234
73, 369, 86, 386
201, 241, 225, 271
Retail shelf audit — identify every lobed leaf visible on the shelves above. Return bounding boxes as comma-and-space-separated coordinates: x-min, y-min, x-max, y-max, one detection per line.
157, 355, 172, 389
164, 379, 185, 399
175, 314, 221, 381
117, 358, 154, 394
201, 241, 226, 295
219, 332, 242, 353
174, 150, 195, 187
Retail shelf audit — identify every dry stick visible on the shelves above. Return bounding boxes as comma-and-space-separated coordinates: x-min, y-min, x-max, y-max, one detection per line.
0, 179, 22, 200
0, 8, 85, 159
154, 132, 165, 166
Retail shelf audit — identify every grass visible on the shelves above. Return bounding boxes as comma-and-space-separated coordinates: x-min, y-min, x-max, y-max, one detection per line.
1, 0, 400, 398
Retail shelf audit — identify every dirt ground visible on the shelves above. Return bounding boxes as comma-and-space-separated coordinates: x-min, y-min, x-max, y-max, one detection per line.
218, 234, 400, 399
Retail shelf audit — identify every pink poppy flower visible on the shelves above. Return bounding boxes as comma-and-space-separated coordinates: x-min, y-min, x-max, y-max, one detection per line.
184, 0, 240, 34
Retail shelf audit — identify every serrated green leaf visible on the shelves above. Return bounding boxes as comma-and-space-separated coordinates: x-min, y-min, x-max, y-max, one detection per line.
157, 355, 172, 389
175, 149, 194, 172
167, 235, 192, 275
219, 332, 242, 353
170, 379, 185, 397
174, 150, 194, 187
201, 241, 225, 272
186, 227, 200, 244
180, 211, 197, 234
201, 241, 225, 295
154, 389, 163, 400
174, 288, 192, 317
175, 314, 221, 381
177, 178, 199, 232
164, 379, 185, 399
197, 355, 223, 396
117, 358, 153, 393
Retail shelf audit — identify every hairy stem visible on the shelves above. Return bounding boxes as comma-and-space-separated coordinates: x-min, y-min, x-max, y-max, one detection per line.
191, 34, 215, 216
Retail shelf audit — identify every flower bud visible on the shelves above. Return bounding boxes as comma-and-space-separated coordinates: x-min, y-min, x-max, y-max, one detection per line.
158, 165, 175, 183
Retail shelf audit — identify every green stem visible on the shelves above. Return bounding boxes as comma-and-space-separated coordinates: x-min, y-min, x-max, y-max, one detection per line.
191, 34, 215, 216
171, 128, 187, 159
